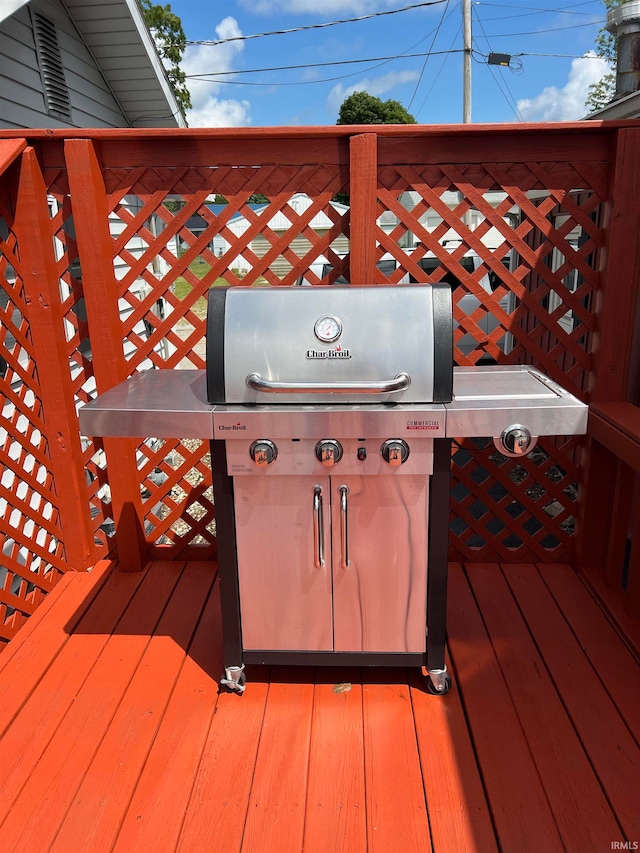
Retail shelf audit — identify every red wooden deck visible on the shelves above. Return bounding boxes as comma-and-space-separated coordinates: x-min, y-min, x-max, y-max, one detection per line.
0, 558, 637, 852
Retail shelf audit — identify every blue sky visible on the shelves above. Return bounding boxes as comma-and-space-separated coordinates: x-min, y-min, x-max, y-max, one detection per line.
170, 0, 610, 127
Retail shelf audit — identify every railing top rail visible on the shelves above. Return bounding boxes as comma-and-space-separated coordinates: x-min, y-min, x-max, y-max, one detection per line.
0, 119, 637, 144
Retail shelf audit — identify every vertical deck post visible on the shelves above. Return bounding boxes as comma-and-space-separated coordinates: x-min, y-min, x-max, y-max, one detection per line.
13, 147, 97, 571
349, 133, 378, 284
577, 127, 640, 573
591, 128, 640, 403
65, 139, 147, 572
0, 138, 26, 177
625, 475, 640, 618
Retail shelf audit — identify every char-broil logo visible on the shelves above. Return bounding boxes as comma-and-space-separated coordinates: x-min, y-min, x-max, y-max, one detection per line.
306, 345, 351, 360
219, 422, 247, 431
407, 419, 440, 431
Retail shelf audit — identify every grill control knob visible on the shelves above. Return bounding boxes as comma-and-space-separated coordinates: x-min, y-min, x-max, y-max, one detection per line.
495, 425, 534, 457
249, 439, 278, 467
315, 439, 343, 467
381, 439, 410, 467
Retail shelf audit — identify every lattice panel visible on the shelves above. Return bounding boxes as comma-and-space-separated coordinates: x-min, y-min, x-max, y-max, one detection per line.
139, 438, 216, 557
376, 158, 605, 560
377, 161, 606, 397
449, 436, 583, 562
40, 169, 114, 556
77, 162, 349, 557
100, 163, 349, 370
0, 196, 65, 644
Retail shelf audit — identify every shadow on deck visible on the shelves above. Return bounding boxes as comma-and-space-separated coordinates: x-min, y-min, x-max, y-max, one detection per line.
0, 559, 638, 852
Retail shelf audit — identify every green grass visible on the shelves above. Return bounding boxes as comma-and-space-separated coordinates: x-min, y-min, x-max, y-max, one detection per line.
172, 258, 270, 311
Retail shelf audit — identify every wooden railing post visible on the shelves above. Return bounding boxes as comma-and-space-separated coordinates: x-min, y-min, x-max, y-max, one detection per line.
64, 139, 147, 572
0, 139, 26, 178
13, 147, 97, 571
591, 128, 640, 404
626, 476, 640, 618
577, 127, 640, 574
349, 133, 378, 284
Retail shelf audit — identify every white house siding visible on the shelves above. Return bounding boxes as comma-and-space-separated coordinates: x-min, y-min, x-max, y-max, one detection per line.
250, 233, 351, 280
0, 0, 127, 129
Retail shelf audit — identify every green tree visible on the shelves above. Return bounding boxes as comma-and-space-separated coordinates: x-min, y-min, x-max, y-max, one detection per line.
139, 0, 191, 120
337, 91, 416, 125
585, 0, 633, 113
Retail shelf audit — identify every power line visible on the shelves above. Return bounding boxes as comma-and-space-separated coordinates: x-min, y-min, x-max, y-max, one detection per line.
472, 6, 525, 120
185, 50, 464, 81
514, 51, 607, 58
408, 0, 452, 110
179, 0, 605, 97
183, 44, 604, 90
414, 22, 461, 119
478, 19, 604, 38
477, 0, 602, 15
186, 1, 448, 47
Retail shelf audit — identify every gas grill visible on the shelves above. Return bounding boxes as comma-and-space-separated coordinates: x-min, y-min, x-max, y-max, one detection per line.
79, 283, 588, 695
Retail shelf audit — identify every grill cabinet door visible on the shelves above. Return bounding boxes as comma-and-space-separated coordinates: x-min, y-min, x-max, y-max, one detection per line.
331, 475, 429, 653
233, 476, 333, 651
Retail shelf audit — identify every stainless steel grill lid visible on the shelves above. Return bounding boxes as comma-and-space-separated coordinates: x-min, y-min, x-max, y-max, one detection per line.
206, 284, 453, 405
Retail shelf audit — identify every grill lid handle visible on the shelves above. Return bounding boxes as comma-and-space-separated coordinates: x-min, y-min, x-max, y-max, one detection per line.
245, 372, 411, 395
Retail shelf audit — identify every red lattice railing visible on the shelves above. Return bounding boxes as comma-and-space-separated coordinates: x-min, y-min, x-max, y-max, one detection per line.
1, 124, 639, 646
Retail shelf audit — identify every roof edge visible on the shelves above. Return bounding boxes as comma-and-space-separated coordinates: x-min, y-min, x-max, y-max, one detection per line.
124, 0, 187, 127
0, 0, 29, 25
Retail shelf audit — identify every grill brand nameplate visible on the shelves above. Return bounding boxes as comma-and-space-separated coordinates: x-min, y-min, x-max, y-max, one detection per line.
306, 347, 351, 359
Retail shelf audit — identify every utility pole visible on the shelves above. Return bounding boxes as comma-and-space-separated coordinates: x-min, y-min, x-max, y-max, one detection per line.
463, 0, 472, 122
461, 0, 473, 228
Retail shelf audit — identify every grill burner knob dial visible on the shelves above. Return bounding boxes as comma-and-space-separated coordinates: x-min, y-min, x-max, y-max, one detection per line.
495, 425, 534, 457
315, 439, 343, 467
381, 439, 410, 467
249, 439, 278, 467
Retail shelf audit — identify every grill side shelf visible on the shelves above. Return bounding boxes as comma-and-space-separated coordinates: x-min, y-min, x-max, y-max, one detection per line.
78, 370, 214, 438
445, 366, 588, 438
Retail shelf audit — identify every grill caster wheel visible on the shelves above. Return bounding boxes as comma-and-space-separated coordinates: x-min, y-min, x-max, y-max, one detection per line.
425, 669, 452, 695
220, 665, 246, 694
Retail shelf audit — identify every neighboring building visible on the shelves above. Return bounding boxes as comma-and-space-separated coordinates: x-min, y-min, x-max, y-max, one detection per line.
232, 194, 351, 278
163, 195, 352, 279
587, 90, 640, 120
586, 2, 640, 120
0, 0, 185, 129
202, 191, 514, 282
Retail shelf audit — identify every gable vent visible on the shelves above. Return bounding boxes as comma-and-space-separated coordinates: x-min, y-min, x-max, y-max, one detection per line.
31, 12, 72, 121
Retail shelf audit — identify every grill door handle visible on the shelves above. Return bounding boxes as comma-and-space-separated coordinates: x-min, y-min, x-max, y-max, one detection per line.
339, 485, 350, 568
246, 372, 411, 395
313, 485, 325, 568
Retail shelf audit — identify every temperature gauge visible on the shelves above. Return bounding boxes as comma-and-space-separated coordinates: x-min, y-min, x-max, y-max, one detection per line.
314, 315, 342, 343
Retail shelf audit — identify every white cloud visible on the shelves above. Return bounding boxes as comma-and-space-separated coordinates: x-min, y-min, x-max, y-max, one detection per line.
517, 53, 610, 122
183, 17, 251, 127
327, 70, 419, 116
187, 98, 251, 128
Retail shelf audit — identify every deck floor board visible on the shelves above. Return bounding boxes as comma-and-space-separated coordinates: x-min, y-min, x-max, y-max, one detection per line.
303, 668, 366, 853
467, 562, 622, 849
0, 559, 637, 852
446, 563, 565, 851
503, 562, 640, 841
